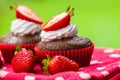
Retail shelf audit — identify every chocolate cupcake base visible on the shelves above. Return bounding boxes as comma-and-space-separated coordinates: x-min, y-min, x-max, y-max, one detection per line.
34, 44, 94, 67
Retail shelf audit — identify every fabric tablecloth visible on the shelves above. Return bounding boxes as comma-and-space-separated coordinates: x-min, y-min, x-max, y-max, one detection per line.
0, 48, 120, 80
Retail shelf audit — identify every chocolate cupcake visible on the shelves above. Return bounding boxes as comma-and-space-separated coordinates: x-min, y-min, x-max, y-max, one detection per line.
0, 31, 41, 44
34, 8, 94, 67
36, 36, 92, 51
0, 5, 43, 63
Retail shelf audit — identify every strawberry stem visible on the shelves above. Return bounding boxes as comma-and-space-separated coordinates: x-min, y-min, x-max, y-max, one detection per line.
16, 45, 21, 52
28, 50, 33, 53
70, 8, 74, 16
66, 6, 71, 12
42, 54, 51, 73
14, 45, 21, 55
66, 6, 74, 16
10, 6, 13, 10
9, 4, 17, 11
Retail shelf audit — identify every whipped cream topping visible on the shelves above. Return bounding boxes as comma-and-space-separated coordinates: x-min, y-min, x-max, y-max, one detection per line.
41, 24, 78, 41
11, 19, 42, 36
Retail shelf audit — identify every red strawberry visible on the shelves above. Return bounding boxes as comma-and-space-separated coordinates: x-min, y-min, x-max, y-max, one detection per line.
42, 55, 79, 74
43, 7, 74, 31
16, 5, 43, 24
11, 48, 36, 73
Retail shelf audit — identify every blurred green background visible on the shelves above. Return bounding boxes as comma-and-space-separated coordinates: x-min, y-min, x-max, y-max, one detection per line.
0, 0, 120, 48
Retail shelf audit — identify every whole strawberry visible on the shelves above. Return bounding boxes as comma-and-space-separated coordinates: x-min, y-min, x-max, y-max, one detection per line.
42, 55, 79, 74
11, 48, 36, 73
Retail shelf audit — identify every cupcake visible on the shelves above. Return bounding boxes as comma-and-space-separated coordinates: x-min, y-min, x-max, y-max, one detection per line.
0, 5, 43, 63
34, 7, 94, 67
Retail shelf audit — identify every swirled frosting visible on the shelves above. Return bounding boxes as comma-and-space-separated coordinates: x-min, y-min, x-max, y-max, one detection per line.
41, 24, 78, 41
11, 19, 42, 36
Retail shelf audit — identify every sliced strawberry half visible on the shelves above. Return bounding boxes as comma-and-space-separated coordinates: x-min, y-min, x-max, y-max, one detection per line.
16, 5, 43, 24
43, 12, 70, 31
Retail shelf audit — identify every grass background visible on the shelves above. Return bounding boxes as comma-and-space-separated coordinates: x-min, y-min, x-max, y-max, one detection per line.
0, 0, 120, 48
